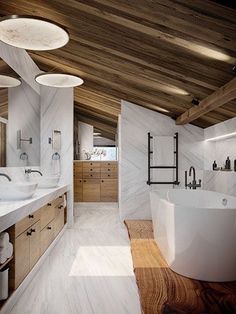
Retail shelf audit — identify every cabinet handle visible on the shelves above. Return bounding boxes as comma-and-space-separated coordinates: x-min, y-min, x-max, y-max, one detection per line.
31, 228, 36, 233
27, 231, 32, 236
59, 196, 63, 199
58, 205, 64, 209
108, 169, 111, 171
108, 163, 110, 165
47, 203, 52, 206
80, 180, 82, 182
28, 214, 34, 219
90, 163, 92, 165
101, 180, 104, 183
90, 169, 93, 171
84, 180, 86, 183
47, 226, 52, 230
108, 174, 110, 177
90, 174, 93, 177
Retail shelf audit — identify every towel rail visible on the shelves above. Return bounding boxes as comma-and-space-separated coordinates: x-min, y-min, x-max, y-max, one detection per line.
147, 132, 180, 185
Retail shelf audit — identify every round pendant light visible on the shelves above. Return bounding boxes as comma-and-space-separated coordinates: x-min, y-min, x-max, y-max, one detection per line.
35, 73, 84, 88
0, 15, 69, 50
0, 75, 21, 87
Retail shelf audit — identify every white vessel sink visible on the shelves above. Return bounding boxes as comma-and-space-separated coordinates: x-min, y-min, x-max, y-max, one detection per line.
31, 176, 60, 189
0, 182, 38, 201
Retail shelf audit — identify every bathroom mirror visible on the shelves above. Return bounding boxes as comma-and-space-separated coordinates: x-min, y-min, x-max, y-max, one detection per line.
0, 81, 41, 167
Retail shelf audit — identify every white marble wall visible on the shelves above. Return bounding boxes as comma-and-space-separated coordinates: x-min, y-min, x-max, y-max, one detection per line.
119, 101, 204, 220
40, 86, 74, 226
7, 81, 40, 167
203, 117, 236, 196
78, 121, 93, 159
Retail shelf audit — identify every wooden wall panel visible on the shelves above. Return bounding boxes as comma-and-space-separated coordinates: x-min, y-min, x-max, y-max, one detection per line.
0, 122, 6, 167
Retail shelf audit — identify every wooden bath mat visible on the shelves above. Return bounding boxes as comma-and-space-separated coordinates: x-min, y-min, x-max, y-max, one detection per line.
125, 220, 236, 314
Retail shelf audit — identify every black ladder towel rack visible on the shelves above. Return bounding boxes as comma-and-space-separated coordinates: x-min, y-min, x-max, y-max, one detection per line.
147, 132, 180, 185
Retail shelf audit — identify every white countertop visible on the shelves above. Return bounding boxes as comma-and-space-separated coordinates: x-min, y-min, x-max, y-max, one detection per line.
0, 185, 69, 233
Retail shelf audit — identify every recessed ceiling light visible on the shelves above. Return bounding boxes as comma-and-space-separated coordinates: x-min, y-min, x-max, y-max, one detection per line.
0, 15, 69, 50
35, 73, 84, 88
0, 75, 21, 87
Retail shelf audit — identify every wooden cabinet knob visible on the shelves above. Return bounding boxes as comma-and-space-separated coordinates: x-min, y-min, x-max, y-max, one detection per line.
80, 180, 82, 182
101, 180, 104, 183
90, 163, 92, 165
58, 205, 64, 209
90, 174, 93, 177
28, 214, 34, 219
47, 203, 52, 206
84, 180, 86, 183
47, 226, 52, 230
108, 174, 110, 177
90, 169, 93, 171
108, 163, 110, 165
108, 169, 111, 171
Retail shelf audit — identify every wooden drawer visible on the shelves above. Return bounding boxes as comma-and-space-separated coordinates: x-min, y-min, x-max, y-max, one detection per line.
101, 172, 117, 179
40, 203, 55, 231
40, 221, 54, 255
74, 162, 83, 169
101, 161, 117, 168
101, 179, 118, 202
53, 208, 65, 238
83, 172, 101, 179
101, 167, 117, 173
83, 167, 101, 173
15, 209, 41, 238
83, 162, 100, 168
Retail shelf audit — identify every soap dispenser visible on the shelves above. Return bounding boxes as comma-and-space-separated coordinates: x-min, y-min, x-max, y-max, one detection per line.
213, 160, 217, 170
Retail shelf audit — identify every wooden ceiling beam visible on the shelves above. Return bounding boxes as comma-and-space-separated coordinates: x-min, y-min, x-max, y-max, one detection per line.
176, 78, 236, 125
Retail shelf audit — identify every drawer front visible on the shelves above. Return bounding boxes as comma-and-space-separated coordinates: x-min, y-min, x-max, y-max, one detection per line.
74, 179, 83, 202
40, 203, 56, 231
40, 222, 54, 255
53, 208, 65, 238
83, 167, 101, 173
15, 229, 30, 288
100, 179, 118, 202
82, 179, 101, 202
101, 172, 117, 179
83, 162, 101, 168
74, 162, 83, 169
82, 172, 101, 179
15, 209, 41, 238
29, 221, 41, 269
101, 167, 117, 173
101, 162, 117, 168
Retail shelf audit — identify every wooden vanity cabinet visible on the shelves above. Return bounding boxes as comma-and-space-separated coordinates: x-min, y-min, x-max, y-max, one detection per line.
9, 194, 66, 290
101, 179, 118, 202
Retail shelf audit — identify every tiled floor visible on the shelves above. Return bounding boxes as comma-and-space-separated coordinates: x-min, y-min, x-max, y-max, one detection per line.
10, 203, 141, 314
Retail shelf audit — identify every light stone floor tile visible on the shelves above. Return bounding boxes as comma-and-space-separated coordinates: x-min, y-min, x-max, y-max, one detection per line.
10, 206, 141, 314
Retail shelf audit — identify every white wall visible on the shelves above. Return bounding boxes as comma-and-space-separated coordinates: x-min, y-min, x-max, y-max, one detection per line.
78, 121, 93, 159
7, 81, 40, 167
40, 86, 74, 227
203, 117, 236, 196
119, 100, 204, 220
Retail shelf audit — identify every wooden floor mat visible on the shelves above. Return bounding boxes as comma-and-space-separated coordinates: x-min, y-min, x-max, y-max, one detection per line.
125, 220, 236, 314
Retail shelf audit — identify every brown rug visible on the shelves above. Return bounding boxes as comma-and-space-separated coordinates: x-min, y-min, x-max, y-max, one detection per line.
125, 220, 236, 314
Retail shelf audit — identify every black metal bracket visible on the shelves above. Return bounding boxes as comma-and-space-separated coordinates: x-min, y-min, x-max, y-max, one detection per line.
147, 132, 180, 185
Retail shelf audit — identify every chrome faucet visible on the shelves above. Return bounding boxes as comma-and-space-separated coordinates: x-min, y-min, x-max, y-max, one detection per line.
0, 173, 12, 182
25, 169, 43, 176
185, 166, 201, 189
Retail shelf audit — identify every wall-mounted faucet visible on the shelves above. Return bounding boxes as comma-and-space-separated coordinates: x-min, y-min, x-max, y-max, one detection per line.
185, 166, 201, 189
25, 169, 43, 176
0, 173, 12, 182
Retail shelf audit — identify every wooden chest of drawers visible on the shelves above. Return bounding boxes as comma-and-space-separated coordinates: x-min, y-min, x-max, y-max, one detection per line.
74, 161, 118, 202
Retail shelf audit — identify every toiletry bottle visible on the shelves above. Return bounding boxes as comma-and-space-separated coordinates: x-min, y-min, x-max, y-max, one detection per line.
225, 157, 231, 170
213, 161, 217, 170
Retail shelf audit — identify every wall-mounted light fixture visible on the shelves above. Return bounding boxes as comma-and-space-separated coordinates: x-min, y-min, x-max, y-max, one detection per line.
17, 130, 32, 149
0, 15, 69, 50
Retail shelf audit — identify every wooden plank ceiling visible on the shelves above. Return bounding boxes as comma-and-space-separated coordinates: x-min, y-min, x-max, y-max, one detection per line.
0, 0, 236, 138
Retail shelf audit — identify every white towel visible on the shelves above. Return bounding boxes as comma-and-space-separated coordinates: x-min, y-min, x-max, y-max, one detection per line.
152, 136, 174, 185
63, 194, 67, 209
0, 248, 7, 264
0, 233, 9, 249
52, 159, 61, 176
6, 243, 13, 259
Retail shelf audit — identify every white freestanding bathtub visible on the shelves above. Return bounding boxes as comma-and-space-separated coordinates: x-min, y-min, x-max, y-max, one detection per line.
150, 189, 236, 282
